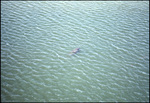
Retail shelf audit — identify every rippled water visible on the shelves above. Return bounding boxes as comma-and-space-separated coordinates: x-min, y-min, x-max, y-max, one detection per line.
1, 1, 149, 102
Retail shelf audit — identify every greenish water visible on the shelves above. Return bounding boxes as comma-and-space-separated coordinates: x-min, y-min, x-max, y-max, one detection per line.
1, 1, 149, 102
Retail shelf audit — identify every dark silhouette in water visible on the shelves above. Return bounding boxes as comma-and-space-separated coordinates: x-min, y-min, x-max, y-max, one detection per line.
70, 48, 80, 55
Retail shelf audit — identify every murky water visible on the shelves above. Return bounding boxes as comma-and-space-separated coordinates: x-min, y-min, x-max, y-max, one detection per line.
1, 1, 149, 102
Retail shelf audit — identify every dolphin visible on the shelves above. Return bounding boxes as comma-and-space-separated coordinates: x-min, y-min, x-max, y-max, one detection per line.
70, 48, 80, 55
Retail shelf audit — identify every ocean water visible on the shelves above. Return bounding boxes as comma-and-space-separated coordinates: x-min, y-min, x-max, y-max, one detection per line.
1, 1, 149, 102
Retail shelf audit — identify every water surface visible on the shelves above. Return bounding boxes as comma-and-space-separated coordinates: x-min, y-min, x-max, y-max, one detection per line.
1, 1, 149, 102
